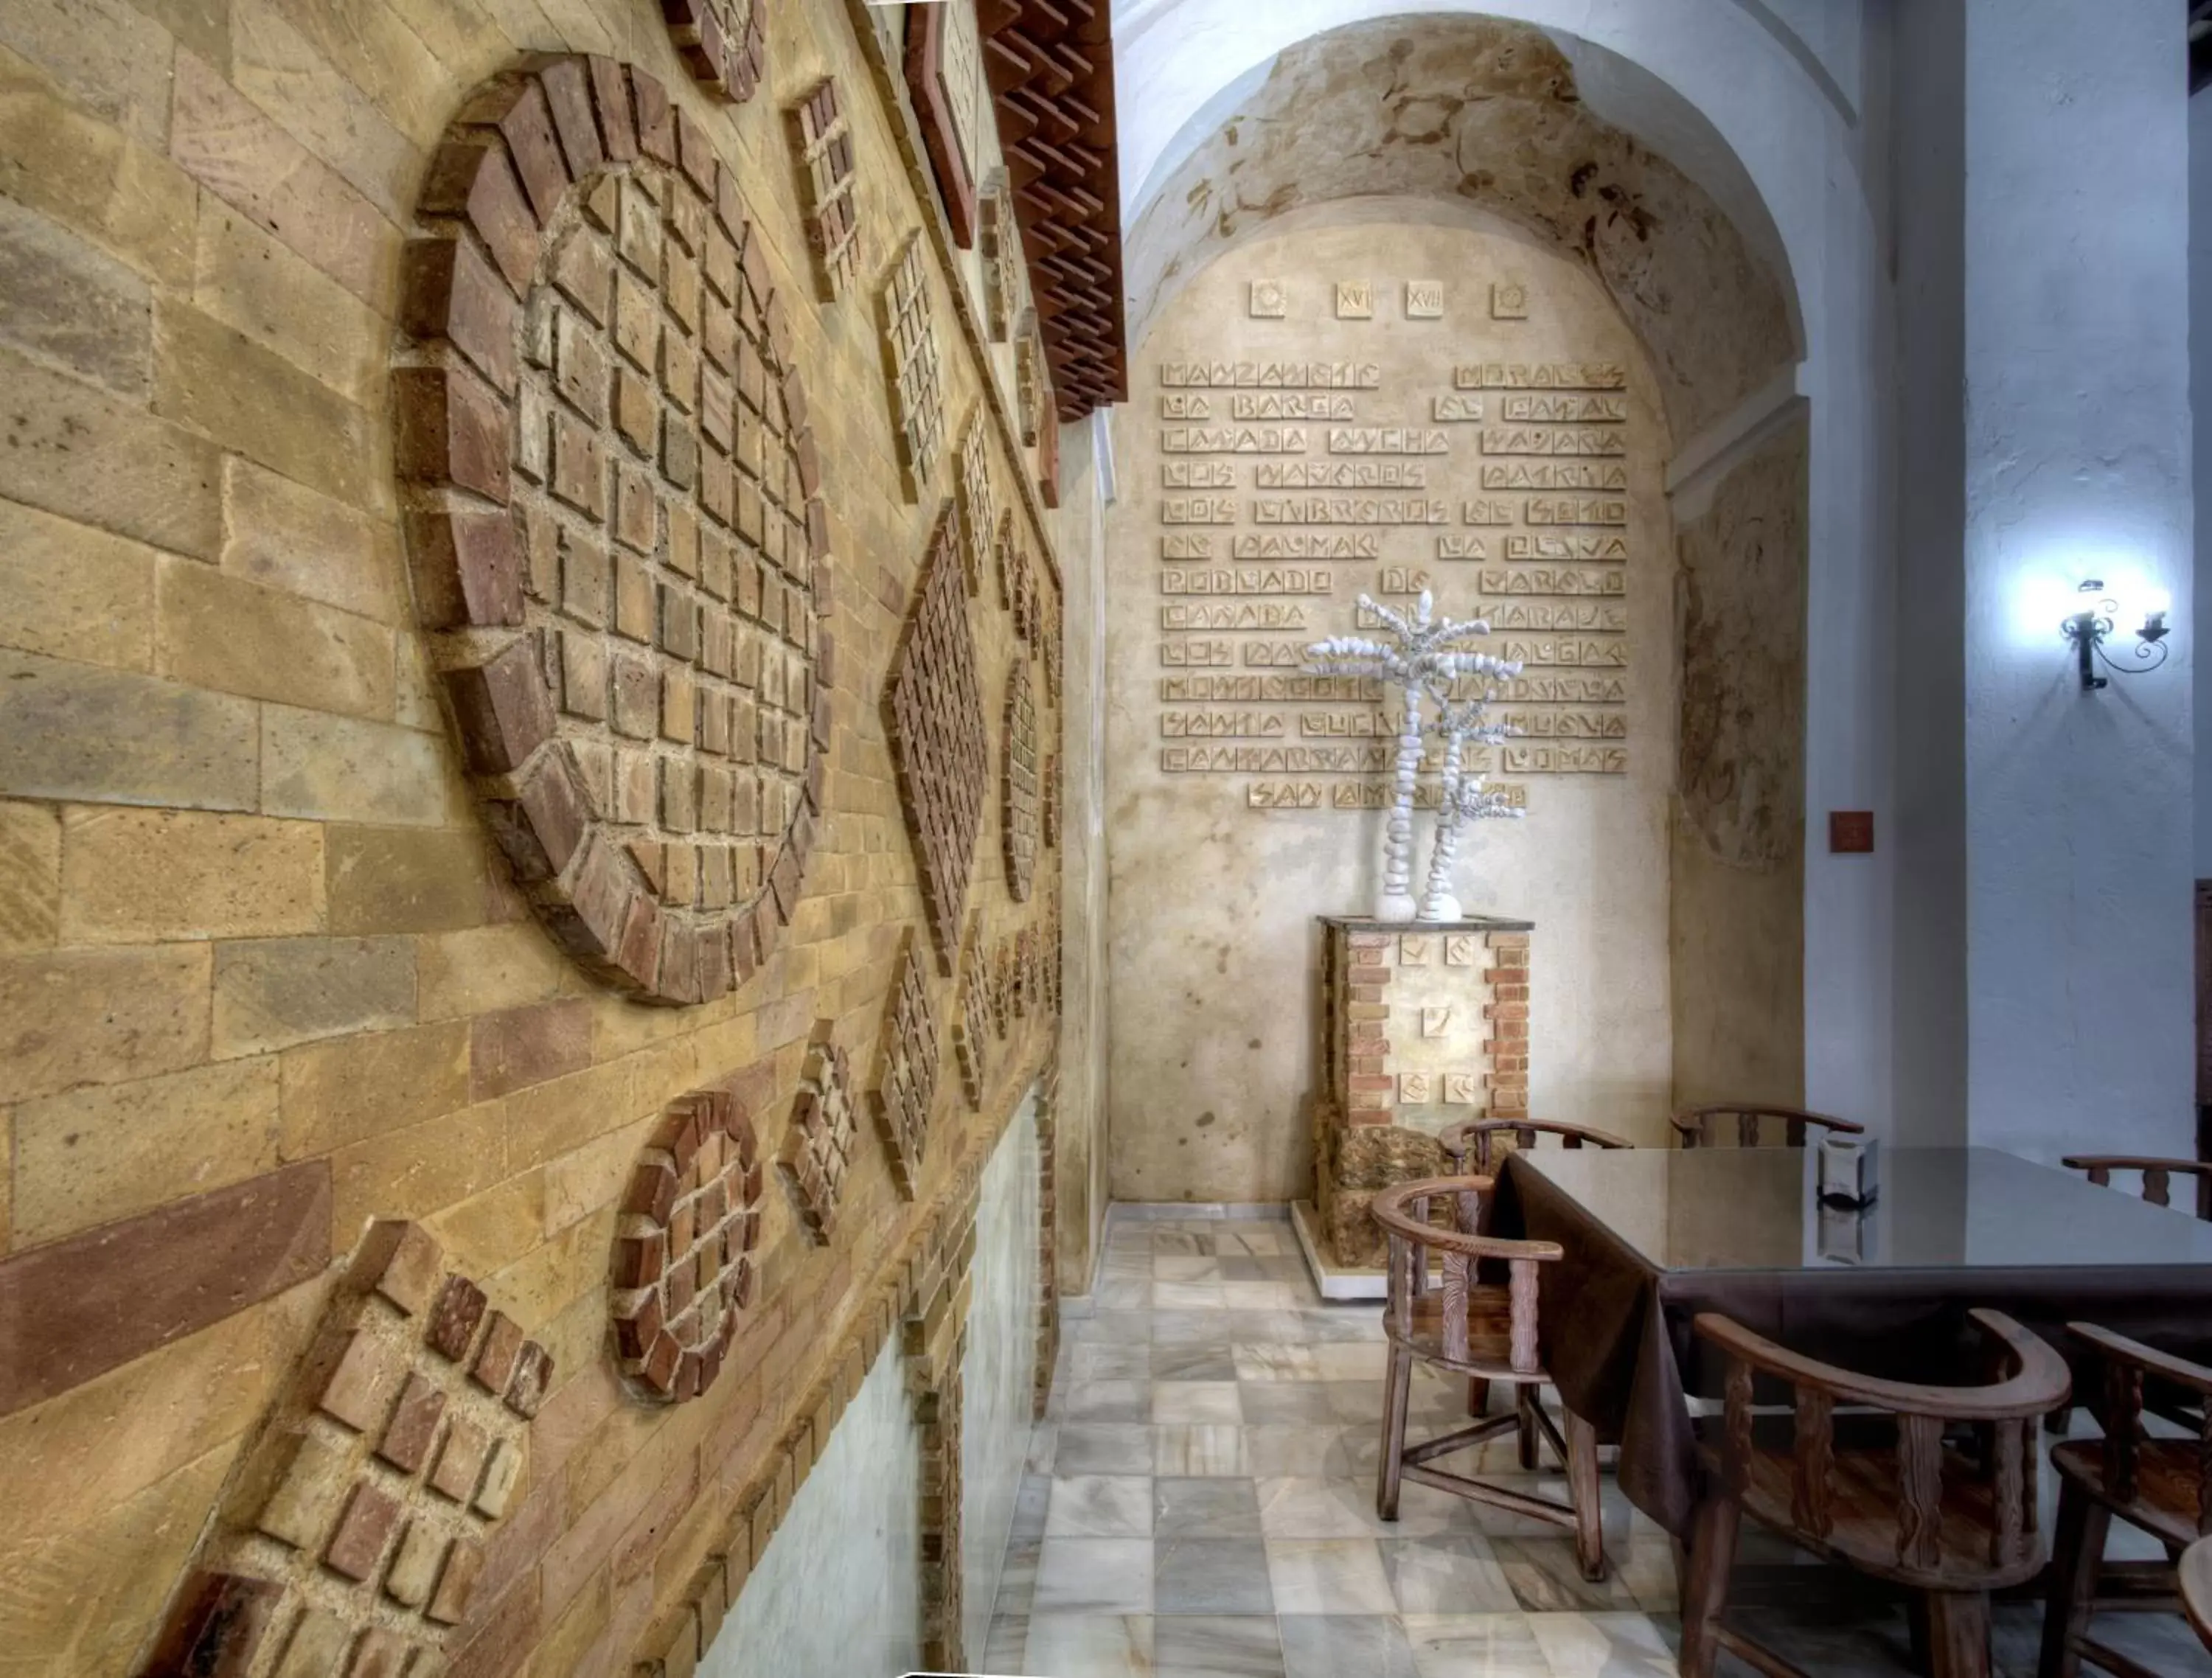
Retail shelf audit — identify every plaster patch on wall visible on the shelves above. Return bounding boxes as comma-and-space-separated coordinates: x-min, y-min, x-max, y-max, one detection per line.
1122, 15, 1795, 442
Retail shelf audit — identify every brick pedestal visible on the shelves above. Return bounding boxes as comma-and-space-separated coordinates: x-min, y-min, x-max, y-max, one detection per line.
1311, 915, 1533, 1268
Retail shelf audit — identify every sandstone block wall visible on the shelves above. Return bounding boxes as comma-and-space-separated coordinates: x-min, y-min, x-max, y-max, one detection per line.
0, 1, 1081, 1673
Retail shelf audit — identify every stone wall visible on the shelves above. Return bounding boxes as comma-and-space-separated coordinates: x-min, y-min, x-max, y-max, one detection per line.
1104, 215, 1680, 1205
0, 1, 1077, 1674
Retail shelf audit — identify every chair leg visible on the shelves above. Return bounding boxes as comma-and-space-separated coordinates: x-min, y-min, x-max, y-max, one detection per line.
1516, 1382, 1541, 1469
1565, 1406, 1604, 1582
1907, 1595, 1930, 1674
1467, 1376, 1490, 1419
1922, 1590, 1990, 1678
1376, 1342, 1412, 1522
2037, 1477, 2110, 1678
1678, 1490, 1741, 1678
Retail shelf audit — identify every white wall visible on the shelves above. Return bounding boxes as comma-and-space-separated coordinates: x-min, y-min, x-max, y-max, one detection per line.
1109, 0, 1896, 1129
1961, 0, 2194, 1158
2195, 87, 2212, 877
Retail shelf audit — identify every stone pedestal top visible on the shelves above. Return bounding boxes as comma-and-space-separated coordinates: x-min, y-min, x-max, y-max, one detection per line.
1318, 913, 1536, 933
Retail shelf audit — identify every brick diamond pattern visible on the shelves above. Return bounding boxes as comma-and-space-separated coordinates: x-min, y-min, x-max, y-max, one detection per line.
885, 505, 987, 975
953, 928, 990, 1110
1012, 307, 1046, 449
663, 0, 764, 104
869, 928, 940, 1198
394, 56, 832, 1008
978, 171, 1023, 344
884, 231, 946, 495
1004, 662, 1040, 902
956, 417, 995, 599
140, 1222, 546, 1678
612, 1084, 765, 1404
790, 77, 859, 300
779, 1034, 856, 1244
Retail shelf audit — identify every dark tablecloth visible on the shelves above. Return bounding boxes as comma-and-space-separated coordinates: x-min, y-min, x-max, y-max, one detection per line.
1491, 1152, 2212, 1536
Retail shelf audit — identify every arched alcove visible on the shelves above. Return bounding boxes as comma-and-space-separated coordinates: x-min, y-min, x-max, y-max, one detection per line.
1097, 13, 1812, 1208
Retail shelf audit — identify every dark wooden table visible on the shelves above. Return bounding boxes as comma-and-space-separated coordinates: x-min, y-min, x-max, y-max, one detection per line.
1492, 1145, 2212, 1536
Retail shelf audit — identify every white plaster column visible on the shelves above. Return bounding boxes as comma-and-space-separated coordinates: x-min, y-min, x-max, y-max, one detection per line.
1959, 0, 2194, 1157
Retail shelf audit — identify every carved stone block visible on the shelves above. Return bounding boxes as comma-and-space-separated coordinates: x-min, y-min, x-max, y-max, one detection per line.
1249, 279, 1287, 319
1335, 281, 1373, 319
141, 1222, 548, 1674
1405, 280, 1444, 318
396, 57, 830, 1006
611, 1082, 764, 1403
778, 1034, 856, 1244
885, 504, 987, 973
1490, 282, 1529, 320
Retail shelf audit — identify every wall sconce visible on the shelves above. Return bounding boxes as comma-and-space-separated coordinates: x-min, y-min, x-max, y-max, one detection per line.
2061, 579, 2171, 691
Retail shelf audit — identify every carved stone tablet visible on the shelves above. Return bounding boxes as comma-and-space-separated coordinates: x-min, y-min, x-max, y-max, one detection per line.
790, 77, 860, 300
663, 0, 763, 104
884, 232, 947, 495
903, 0, 984, 246
140, 1222, 547, 1676
394, 58, 830, 1007
779, 1034, 856, 1243
1406, 279, 1444, 318
1491, 282, 1529, 320
979, 171, 1022, 342
1250, 279, 1287, 319
885, 505, 987, 972
869, 928, 939, 1197
1004, 662, 1040, 902
1335, 280, 1374, 319
611, 1083, 764, 1403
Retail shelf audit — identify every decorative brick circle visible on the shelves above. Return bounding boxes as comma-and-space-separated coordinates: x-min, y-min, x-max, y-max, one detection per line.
664, 0, 765, 105
612, 1086, 765, 1404
394, 58, 832, 1006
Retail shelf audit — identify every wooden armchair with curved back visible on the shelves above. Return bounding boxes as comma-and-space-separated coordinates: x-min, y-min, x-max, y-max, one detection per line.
2062, 1156, 2212, 1222
1369, 1174, 1607, 1581
1671, 1103, 1865, 1149
1680, 1308, 2070, 1678
2040, 1323, 2212, 1678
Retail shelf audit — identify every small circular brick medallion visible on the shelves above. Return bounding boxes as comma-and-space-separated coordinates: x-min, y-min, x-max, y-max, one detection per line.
612, 1087, 765, 1404
394, 58, 832, 1006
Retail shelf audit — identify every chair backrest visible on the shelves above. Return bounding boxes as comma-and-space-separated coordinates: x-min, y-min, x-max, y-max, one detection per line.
1368, 1175, 1562, 1376
1439, 1118, 1632, 1176
2066, 1322, 2212, 1535
1692, 1309, 2069, 1576
1671, 1103, 1864, 1150
2062, 1156, 2212, 1222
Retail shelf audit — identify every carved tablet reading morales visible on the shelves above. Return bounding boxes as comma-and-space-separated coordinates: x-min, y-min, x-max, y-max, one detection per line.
1004, 661, 1040, 901
394, 58, 830, 1007
886, 505, 988, 972
611, 1082, 765, 1402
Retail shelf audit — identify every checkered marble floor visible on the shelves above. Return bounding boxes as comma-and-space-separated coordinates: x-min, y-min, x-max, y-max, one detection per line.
984, 1214, 2212, 1678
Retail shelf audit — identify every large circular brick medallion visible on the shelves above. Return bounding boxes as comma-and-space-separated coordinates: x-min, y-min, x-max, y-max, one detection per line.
394, 58, 832, 1005
612, 1085, 765, 1404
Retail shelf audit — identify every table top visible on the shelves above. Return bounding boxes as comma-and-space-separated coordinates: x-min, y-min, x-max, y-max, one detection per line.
1511, 1144, 2212, 1274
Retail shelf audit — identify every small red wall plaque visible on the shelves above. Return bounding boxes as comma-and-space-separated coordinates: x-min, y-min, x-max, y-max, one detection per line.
1829, 811, 1874, 854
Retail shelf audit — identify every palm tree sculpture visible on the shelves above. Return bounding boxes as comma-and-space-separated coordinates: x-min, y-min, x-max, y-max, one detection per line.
1418, 689, 1524, 921
1306, 591, 1523, 921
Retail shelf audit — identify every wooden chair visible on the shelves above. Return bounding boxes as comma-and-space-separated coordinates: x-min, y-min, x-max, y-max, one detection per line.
1370, 1175, 1607, 1581
1439, 1117, 1633, 1175
1680, 1308, 2070, 1678
1671, 1102, 1865, 1149
2062, 1156, 2212, 1222
1438, 1120, 1631, 1441
2040, 1324, 2212, 1678
2183, 1537, 2212, 1653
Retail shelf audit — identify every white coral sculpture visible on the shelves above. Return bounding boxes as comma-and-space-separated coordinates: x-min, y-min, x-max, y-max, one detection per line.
1306, 591, 1522, 921
1418, 690, 1526, 922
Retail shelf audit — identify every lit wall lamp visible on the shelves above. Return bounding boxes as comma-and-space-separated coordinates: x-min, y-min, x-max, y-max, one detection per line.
2060, 579, 2171, 692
